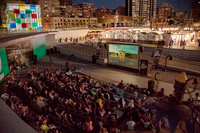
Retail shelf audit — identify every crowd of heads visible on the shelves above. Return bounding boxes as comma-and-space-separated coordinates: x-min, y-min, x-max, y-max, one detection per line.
1, 64, 200, 133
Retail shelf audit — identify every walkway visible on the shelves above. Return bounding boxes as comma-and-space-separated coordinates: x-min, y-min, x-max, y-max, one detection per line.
31, 54, 200, 101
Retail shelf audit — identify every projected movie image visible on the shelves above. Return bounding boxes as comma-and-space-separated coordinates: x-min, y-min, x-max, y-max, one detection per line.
6, 40, 33, 71
109, 44, 138, 68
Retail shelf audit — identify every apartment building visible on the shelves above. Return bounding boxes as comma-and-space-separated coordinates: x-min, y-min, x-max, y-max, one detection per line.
191, 1, 200, 21
78, 3, 96, 18
59, 0, 73, 6
126, 0, 156, 22
156, 3, 174, 23
49, 17, 97, 29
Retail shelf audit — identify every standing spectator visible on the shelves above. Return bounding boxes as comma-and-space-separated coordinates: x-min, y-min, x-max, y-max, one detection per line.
193, 93, 200, 104
104, 43, 107, 49
96, 45, 101, 59
126, 116, 136, 131
157, 88, 165, 97
118, 80, 124, 89
198, 39, 200, 50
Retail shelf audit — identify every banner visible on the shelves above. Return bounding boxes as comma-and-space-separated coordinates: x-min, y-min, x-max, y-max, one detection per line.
0, 48, 10, 82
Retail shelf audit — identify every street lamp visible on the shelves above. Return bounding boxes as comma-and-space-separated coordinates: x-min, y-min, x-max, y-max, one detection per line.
113, 14, 118, 41
164, 55, 173, 71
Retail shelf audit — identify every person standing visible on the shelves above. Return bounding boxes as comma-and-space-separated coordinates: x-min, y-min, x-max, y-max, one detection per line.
96, 45, 101, 59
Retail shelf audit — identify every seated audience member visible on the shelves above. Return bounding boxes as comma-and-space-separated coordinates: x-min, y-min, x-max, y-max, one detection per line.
75, 119, 83, 132
96, 97, 103, 108
42, 89, 49, 98
104, 92, 110, 100
33, 69, 38, 75
68, 99, 75, 109
82, 104, 91, 114
127, 99, 134, 108
107, 110, 118, 123
68, 114, 75, 125
27, 70, 31, 77
126, 116, 136, 131
124, 83, 130, 89
97, 108, 106, 118
84, 116, 94, 132
157, 88, 165, 97
193, 93, 200, 104
21, 63, 28, 69
118, 97, 126, 108
70, 65, 76, 72
109, 125, 118, 133
62, 113, 68, 122
140, 113, 151, 129
76, 102, 82, 111
118, 80, 124, 89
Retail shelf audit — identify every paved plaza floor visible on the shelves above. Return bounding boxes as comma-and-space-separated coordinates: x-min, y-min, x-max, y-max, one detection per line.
28, 53, 200, 101
59, 43, 200, 73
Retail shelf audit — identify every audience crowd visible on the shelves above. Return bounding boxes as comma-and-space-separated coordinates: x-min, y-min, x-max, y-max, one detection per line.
1, 64, 200, 133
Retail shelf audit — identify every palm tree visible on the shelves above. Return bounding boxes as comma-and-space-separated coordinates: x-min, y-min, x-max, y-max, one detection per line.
65, 21, 69, 28
87, 16, 91, 28
150, 16, 154, 30
137, 16, 142, 26
127, 16, 132, 27
134, 19, 137, 27
72, 23, 76, 27
78, 20, 83, 27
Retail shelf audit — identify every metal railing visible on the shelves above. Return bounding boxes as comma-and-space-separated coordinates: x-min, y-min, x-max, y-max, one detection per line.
64, 45, 108, 59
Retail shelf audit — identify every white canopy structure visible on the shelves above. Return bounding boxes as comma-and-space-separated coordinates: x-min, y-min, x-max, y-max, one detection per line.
162, 32, 172, 42
138, 32, 148, 40
147, 32, 163, 41
102, 31, 111, 39
129, 32, 138, 40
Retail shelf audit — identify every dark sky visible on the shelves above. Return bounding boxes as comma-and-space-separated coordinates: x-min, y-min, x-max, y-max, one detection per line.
25, 0, 199, 13
73, 0, 198, 12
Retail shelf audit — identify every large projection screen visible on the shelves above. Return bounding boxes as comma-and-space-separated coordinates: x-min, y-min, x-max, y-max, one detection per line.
108, 44, 139, 69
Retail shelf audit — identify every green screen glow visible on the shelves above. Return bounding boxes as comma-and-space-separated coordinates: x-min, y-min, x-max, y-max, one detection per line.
32, 36, 46, 60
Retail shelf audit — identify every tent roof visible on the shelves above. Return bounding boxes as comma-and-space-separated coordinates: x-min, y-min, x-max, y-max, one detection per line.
140, 32, 148, 34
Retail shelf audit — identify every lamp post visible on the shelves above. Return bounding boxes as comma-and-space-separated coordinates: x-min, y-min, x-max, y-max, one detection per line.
164, 55, 173, 71
113, 14, 118, 41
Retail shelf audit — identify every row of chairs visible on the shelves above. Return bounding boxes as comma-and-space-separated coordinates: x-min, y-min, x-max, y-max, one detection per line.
48, 113, 74, 132
58, 102, 90, 119
31, 100, 42, 112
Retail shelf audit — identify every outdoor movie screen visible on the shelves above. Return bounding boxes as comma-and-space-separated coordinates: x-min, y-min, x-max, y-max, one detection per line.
108, 44, 139, 69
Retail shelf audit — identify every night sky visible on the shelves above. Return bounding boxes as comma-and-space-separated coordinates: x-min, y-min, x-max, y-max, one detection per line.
24, 0, 199, 13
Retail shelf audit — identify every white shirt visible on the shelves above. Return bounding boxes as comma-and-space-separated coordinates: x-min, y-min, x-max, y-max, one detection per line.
126, 121, 136, 130
144, 122, 150, 128
128, 100, 134, 108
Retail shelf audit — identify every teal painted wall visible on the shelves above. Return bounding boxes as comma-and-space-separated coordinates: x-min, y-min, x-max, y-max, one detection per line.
32, 36, 46, 60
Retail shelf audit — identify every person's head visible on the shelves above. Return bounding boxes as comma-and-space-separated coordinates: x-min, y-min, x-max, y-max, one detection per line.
195, 93, 199, 97
121, 80, 123, 83
161, 88, 164, 92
